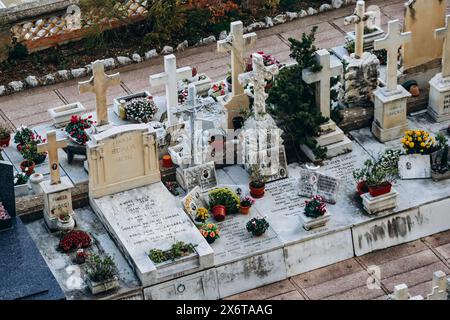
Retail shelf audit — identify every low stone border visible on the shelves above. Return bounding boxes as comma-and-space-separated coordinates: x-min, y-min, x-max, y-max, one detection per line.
0, 0, 355, 97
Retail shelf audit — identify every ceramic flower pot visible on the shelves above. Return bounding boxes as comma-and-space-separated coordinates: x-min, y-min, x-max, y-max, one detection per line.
240, 206, 251, 215
368, 182, 392, 197
29, 173, 44, 194
211, 205, 226, 222
356, 181, 369, 196
249, 183, 265, 199
20, 160, 35, 176
57, 216, 75, 232
0, 134, 10, 148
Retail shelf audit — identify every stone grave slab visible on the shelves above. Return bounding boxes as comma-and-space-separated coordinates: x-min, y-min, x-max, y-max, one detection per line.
90, 182, 214, 287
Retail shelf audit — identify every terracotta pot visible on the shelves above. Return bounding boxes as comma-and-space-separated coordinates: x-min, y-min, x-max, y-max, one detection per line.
249, 183, 265, 199
20, 160, 35, 176
356, 181, 369, 196
0, 134, 10, 148
211, 205, 226, 222
240, 206, 251, 215
409, 85, 420, 97
368, 182, 392, 197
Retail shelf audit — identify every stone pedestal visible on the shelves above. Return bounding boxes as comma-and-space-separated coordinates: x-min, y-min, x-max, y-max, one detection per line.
428, 73, 450, 122
40, 176, 75, 232
48, 102, 86, 128
361, 189, 399, 215
300, 211, 331, 231
372, 86, 411, 142
300, 120, 353, 162
220, 93, 250, 129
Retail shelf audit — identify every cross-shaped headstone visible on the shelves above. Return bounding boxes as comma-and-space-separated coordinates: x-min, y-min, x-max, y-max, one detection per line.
218, 21, 257, 98
427, 270, 448, 300
238, 53, 279, 121
374, 20, 412, 92
344, 0, 373, 58
78, 60, 120, 126
150, 54, 192, 126
37, 131, 67, 185
436, 15, 450, 78
302, 49, 343, 119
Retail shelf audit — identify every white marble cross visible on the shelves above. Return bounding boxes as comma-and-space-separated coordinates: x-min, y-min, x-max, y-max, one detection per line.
426, 270, 448, 300
149, 54, 192, 126
37, 131, 67, 185
302, 49, 343, 119
238, 53, 279, 121
436, 15, 450, 78
218, 21, 257, 97
374, 20, 412, 92
78, 60, 120, 127
344, 0, 372, 58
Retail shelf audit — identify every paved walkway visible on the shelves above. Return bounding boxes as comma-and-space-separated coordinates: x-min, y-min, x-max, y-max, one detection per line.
225, 230, 450, 300
0, 0, 413, 129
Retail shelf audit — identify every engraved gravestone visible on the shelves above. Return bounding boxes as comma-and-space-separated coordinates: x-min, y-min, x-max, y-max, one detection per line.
182, 186, 207, 221
398, 155, 432, 179
0, 160, 16, 219
176, 161, 217, 192
298, 168, 340, 204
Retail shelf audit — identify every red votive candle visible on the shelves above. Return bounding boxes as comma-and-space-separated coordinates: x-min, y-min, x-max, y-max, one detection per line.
162, 155, 173, 168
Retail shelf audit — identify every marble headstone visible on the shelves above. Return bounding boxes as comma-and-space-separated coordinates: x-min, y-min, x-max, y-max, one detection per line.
176, 161, 218, 192
298, 168, 340, 204
398, 154, 432, 180
182, 186, 207, 221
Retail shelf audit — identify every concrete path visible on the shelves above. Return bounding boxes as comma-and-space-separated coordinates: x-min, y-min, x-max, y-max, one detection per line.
0, 0, 415, 129
225, 230, 450, 300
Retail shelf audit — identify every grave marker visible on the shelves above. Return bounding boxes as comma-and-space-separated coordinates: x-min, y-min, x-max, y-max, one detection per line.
298, 168, 340, 204
37, 131, 67, 185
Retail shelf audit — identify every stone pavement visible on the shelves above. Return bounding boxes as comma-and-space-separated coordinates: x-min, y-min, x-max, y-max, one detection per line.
225, 230, 450, 300
0, 0, 435, 129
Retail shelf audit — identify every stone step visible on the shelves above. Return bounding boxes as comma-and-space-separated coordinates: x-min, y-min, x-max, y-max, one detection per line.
300, 135, 353, 162
316, 127, 345, 147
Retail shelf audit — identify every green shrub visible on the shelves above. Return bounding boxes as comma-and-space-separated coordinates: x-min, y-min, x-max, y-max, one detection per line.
208, 187, 241, 214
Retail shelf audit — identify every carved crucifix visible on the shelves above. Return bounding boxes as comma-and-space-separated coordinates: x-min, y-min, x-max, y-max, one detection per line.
374, 20, 412, 92
78, 60, 120, 127
344, 1, 373, 58
37, 131, 67, 185
436, 15, 450, 79
149, 54, 192, 126
238, 53, 279, 121
302, 49, 343, 119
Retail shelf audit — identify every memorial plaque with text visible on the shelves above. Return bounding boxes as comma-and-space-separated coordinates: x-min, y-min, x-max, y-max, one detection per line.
298, 168, 340, 204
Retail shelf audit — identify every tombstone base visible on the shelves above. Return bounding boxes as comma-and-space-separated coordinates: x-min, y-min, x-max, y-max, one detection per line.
428, 73, 450, 122
40, 177, 75, 232
300, 135, 352, 162
361, 189, 398, 215
300, 211, 331, 231
220, 93, 250, 129
371, 86, 410, 142
316, 126, 345, 147
48, 102, 86, 128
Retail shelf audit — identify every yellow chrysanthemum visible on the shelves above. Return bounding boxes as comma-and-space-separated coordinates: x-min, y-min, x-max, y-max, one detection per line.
409, 142, 415, 148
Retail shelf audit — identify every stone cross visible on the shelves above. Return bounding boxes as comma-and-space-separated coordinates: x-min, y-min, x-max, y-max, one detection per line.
426, 270, 448, 300
238, 53, 279, 121
344, 1, 371, 58
436, 15, 450, 78
37, 131, 67, 185
149, 54, 192, 126
374, 20, 412, 92
78, 60, 120, 127
218, 21, 257, 99
302, 49, 343, 119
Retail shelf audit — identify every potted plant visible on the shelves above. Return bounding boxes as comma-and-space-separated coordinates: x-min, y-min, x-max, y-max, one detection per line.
240, 196, 255, 215
399, 130, 435, 179
75, 249, 87, 264
124, 96, 158, 124
246, 217, 270, 237
14, 172, 29, 197
13, 125, 33, 150
65, 115, 95, 145
249, 165, 267, 199
148, 241, 197, 264
0, 202, 12, 231
85, 253, 119, 295
0, 124, 11, 148
199, 223, 220, 244
59, 230, 92, 253
192, 207, 208, 227
208, 187, 241, 221
302, 195, 331, 230
208, 81, 228, 100
19, 132, 47, 170
431, 133, 450, 181
57, 211, 75, 232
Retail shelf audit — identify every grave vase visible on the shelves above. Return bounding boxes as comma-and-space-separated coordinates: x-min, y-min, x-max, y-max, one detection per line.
0, 133, 10, 148
57, 216, 75, 232
29, 173, 44, 194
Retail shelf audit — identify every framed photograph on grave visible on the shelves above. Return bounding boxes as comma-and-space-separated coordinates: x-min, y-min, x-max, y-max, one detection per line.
181, 162, 218, 192
247, 146, 289, 183
398, 154, 432, 180
298, 168, 340, 204
182, 186, 207, 221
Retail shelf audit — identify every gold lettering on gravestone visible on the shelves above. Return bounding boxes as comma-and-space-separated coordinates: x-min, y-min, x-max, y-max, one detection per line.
444, 94, 450, 110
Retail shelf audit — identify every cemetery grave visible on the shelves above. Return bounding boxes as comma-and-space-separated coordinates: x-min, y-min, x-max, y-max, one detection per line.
1, 0, 450, 300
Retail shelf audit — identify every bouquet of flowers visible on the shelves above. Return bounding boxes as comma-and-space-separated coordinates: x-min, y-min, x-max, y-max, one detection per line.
178, 88, 188, 104
195, 207, 210, 223
246, 217, 269, 236
65, 115, 95, 145
13, 125, 33, 148
199, 223, 220, 244
401, 130, 436, 155
59, 230, 92, 253
208, 82, 228, 99
304, 195, 327, 219
14, 172, 29, 186
19, 132, 47, 164
125, 96, 158, 123
246, 51, 282, 72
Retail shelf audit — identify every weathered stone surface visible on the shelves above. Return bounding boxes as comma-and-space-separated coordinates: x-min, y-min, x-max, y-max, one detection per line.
57, 70, 70, 80
176, 40, 188, 52
0, 85, 5, 95
70, 68, 86, 78
44, 74, 55, 85
144, 49, 158, 60
307, 7, 318, 15
219, 30, 228, 40
101, 58, 115, 69
25, 76, 39, 87
273, 14, 287, 25
198, 35, 216, 46
285, 12, 298, 21
117, 56, 132, 66
161, 46, 173, 54
131, 53, 142, 63
299, 9, 308, 18
320, 4, 332, 12
265, 16, 274, 28
332, 0, 344, 9
9, 81, 23, 92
